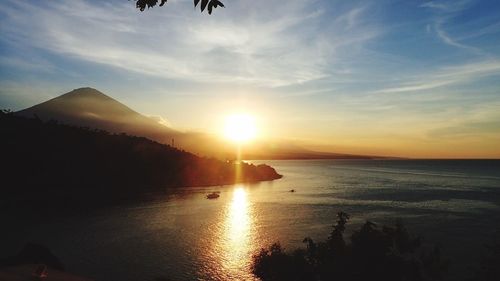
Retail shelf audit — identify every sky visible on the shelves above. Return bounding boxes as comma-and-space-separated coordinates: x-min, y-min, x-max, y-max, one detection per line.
1, 0, 500, 158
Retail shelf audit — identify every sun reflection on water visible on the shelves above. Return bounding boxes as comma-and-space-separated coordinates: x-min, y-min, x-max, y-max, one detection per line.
227, 187, 250, 248
216, 186, 257, 280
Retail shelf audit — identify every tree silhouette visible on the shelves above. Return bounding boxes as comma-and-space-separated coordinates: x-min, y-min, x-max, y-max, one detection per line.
252, 212, 448, 281
134, 0, 224, 14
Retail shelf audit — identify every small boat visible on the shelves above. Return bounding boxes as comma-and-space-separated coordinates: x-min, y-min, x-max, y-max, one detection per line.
206, 192, 220, 199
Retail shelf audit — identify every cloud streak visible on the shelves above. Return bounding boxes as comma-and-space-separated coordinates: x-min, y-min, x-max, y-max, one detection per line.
0, 0, 379, 87
373, 60, 500, 94
1, 0, 500, 158
422, 0, 484, 54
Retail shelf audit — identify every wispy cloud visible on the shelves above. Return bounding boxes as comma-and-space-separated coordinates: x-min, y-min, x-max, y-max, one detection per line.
0, 80, 71, 109
373, 60, 500, 94
0, 0, 379, 87
1, 0, 500, 157
457, 20, 500, 41
434, 21, 483, 53
427, 101, 500, 139
420, 0, 472, 13
0, 56, 55, 73
421, 0, 483, 54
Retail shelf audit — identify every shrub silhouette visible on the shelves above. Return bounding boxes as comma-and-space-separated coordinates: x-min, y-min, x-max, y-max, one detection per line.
472, 231, 500, 281
252, 212, 448, 281
0, 243, 64, 270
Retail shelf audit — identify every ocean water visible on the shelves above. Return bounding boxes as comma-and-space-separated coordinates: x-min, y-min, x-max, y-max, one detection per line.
2, 159, 500, 281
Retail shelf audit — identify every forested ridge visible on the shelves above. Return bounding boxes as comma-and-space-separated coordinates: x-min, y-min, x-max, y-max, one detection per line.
0, 111, 281, 207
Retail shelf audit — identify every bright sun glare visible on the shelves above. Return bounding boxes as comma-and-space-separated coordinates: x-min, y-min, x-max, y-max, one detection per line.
224, 114, 257, 143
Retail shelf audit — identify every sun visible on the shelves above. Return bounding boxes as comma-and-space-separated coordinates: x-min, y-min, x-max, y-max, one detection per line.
223, 114, 257, 143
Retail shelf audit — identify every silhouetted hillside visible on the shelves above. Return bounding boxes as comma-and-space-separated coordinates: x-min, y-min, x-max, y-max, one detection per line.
0, 111, 281, 208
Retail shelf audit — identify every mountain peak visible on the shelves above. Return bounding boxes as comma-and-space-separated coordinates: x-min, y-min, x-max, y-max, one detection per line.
16, 87, 134, 118
15, 87, 177, 140
59, 87, 115, 101
16, 87, 157, 128
72, 87, 100, 92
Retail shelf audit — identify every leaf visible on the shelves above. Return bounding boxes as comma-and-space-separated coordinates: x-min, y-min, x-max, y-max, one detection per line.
135, 0, 160, 11
207, 0, 224, 14
212, 0, 224, 8
208, 2, 213, 14
135, 0, 224, 13
201, 0, 209, 12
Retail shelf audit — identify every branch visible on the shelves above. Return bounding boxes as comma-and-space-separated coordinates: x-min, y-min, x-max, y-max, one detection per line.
134, 0, 225, 14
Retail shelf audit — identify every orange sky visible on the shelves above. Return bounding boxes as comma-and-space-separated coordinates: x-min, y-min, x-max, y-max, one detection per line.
1, 0, 500, 158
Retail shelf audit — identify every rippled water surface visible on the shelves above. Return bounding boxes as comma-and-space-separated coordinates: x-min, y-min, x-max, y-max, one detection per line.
2, 160, 500, 281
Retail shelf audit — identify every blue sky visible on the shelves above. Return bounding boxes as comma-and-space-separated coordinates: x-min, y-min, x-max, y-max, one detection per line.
1, 0, 500, 157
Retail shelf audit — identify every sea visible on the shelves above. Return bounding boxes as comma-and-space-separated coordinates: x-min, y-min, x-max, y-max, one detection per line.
2, 159, 500, 281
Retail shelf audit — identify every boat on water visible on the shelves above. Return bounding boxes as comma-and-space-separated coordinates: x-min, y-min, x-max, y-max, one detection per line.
206, 192, 220, 199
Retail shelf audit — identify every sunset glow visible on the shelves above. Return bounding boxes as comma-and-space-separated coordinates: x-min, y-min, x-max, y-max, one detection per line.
223, 114, 257, 143
2, 1, 500, 281
2, 1, 500, 158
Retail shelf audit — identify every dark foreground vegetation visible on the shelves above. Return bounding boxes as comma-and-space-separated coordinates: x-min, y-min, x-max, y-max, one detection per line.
0, 111, 281, 208
1, 214, 498, 281
252, 212, 449, 281
0, 243, 64, 271
473, 232, 500, 281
